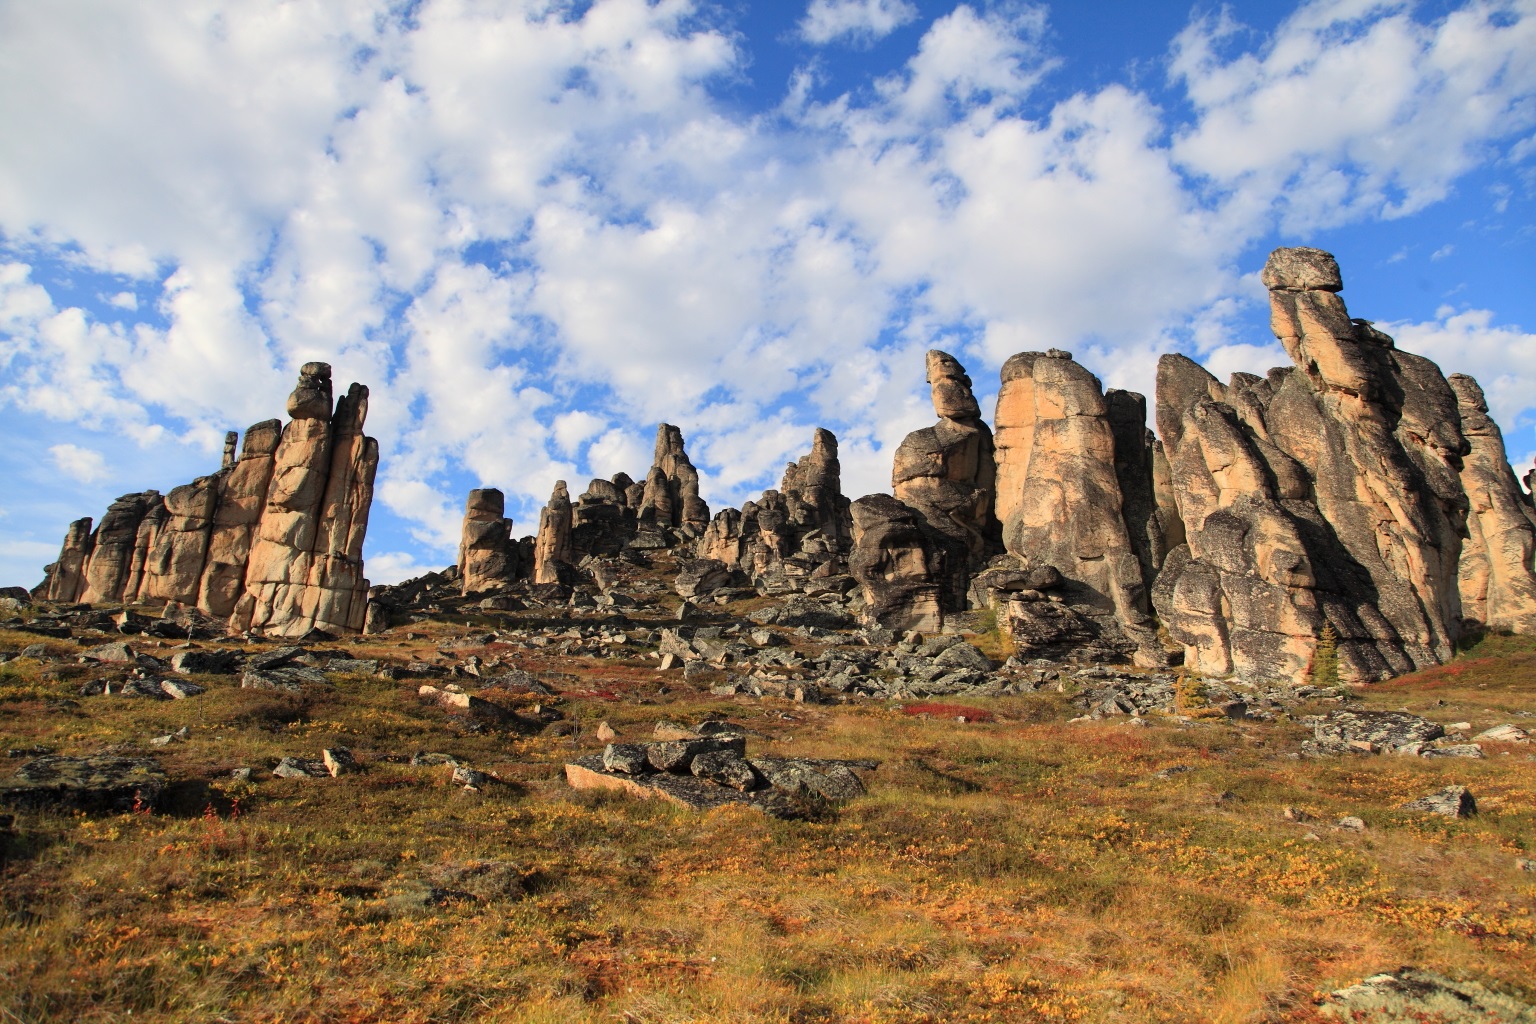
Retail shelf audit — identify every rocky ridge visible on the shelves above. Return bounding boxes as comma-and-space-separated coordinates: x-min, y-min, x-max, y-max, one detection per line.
36, 364, 377, 638
27, 249, 1536, 686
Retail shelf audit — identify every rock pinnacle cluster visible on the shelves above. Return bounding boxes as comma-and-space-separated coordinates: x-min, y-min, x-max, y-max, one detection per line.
36, 363, 378, 637
30, 250, 1536, 683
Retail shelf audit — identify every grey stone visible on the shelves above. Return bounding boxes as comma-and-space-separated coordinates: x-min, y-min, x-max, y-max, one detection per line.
0, 753, 167, 812
1402, 785, 1477, 818
272, 757, 331, 780
691, 749, 758, 791
602, 744, 652, 774
160, 679, 206, 699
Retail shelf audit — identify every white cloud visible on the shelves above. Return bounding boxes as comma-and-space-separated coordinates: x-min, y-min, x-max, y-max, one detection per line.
799, 0, 918, 46
365, 550, 443, 586
2, 0, 1535, 577
1170, 0, 1536, 230
1385, 306, 1536, 433
48, 443, 109, 483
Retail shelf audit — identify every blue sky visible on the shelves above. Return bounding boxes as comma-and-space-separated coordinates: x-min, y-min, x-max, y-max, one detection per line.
2, 0, 1534, 588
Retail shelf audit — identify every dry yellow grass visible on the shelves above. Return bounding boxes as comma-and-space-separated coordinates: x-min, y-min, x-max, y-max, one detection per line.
1, 624, 1533, 1023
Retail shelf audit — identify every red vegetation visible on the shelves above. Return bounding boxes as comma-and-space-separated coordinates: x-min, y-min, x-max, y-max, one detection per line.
902, 703, 994, 722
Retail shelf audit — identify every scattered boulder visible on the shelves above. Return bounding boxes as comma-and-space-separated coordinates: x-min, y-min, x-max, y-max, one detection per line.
1311, 710, 1445, 753
1, 753, 167, 812
273, 757, 332, 780
1402, 785, 1477, 818
1320, 968, 1534, 1023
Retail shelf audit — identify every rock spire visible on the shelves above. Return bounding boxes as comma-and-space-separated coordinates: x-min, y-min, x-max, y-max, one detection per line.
38, 362, 378, 636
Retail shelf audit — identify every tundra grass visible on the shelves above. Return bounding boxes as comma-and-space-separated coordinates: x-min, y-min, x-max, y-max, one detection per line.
0, 627, 1533, 1023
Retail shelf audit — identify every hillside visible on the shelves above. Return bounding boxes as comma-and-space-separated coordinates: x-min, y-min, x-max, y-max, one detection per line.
3, 548, 1534, 1024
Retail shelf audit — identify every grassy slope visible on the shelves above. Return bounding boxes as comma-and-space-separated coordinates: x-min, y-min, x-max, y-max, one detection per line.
0, 625, 1532, 1024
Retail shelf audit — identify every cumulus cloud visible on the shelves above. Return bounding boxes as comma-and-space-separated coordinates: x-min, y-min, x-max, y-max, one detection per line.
799, 0, 919, 46
1386, 306, 1536, 432
48, 443, 109, 483
2, 0, 1535, 577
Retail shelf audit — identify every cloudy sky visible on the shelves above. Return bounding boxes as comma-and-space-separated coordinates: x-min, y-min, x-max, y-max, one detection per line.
2, 0, 1534, 588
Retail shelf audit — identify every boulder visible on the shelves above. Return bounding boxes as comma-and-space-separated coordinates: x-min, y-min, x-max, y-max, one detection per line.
1402, 785, 1477, 818
1, 753, 168, 812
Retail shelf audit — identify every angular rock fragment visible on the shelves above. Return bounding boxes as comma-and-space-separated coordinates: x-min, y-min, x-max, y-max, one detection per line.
1402, 785, 1477, 818
1, 754, 167, 812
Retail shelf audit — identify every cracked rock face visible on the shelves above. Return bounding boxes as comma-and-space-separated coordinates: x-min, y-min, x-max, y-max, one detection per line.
1449, 373, 1536, 635
1151, 248, 1479, 682
891, 350, 999, 572
38, 364, 378, 637
993, 349, 1163, 665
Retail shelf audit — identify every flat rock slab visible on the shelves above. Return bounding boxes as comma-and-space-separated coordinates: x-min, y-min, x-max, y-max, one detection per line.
1314, 710, 1444, 751
1, 754, 167, 812
566, 754, 872, 820
1321, 968, 1534, 1022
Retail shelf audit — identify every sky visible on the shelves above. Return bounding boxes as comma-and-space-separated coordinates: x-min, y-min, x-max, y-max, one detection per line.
1, 0, 1534, 589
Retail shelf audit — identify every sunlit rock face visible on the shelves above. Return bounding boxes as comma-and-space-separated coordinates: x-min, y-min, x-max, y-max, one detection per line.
39, 363, 378, 637
1151, 247, 1477, 681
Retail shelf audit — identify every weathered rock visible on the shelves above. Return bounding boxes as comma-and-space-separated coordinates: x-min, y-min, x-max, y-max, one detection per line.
41, 517, 94, 603
1, 753, 167, 812
322, 747, 359, 777
1320, 968, 1535, 1023
1402, 785, 1477, 818
750, 758, 871, 800
199, 419, 282, 618
170, 649, 236, 674
674, 558, 738, 600
994, 349, 1163, 663
159, 679, 206, 699
458, 488, 518, 595
646, 735, 747, 773
848, 494, 955, 632
1449, 374, 1536, 634
1263, 248, 1465, 667
892, 350, 998, 570
690, 749, 758, 790
699, 429, 853, 587
41, 364, 379, 639
602, 743, 652, 774
272, 757, 331, 780
572, 475, 637, 556
533, 481, 574, 585
1313, 710, 1445, 752
638, 424, 709, 532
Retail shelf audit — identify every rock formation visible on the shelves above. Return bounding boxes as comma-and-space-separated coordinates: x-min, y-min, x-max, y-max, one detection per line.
572, 474, 638, 556
639, 424, 710, 535
1150, 247, 1481, 681
1449, 374, 1536, 634
199, 420, 282, 619
40, 517, 94, 603
698, 429, 853, 592
847, 494, 951, 632
992, 349, 1163, 664
38, 363, 378, 636
891, 351, 998, 566
458, 489, 517, 595
533, 481, 574, 585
